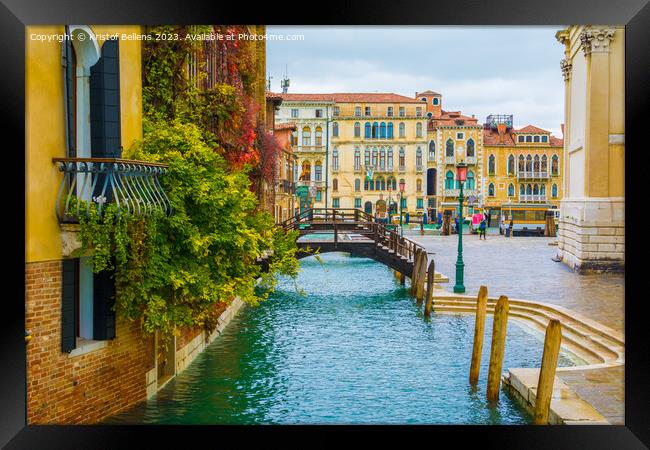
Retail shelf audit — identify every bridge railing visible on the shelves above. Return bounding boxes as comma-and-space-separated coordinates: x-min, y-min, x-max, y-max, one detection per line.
281, 208, 426, 262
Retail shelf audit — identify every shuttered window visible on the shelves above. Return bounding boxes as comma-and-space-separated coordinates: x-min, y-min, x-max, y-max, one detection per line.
61, 259, 78, 353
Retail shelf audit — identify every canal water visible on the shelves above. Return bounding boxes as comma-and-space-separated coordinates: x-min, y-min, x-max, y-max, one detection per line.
108, 253, 579, 425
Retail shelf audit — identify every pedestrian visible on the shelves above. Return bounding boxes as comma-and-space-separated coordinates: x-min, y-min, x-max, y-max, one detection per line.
486, 210, 492, 228
479, 217, 487, 240
509, 219, 514, 238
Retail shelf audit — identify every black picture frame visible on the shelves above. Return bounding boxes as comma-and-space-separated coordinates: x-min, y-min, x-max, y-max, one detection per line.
2, 0, 648, 447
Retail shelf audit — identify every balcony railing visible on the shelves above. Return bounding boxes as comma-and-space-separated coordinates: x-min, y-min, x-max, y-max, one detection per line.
443, 188, 478, 197
364, 165, 395, 174
445, 156, 456, 165
296, 145, 326, 153
53, 157, 171, 222
517, 171, 549, 180
465, 156, 477, 165
520, 194, 547, 202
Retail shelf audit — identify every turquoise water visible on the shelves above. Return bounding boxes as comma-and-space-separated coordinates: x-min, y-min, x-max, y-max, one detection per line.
107, 253, 577, 425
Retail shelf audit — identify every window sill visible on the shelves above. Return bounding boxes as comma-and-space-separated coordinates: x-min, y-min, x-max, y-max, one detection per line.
68, 338, 108, 357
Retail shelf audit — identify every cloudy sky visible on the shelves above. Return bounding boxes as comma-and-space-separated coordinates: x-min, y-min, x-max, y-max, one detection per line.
267, 26, 565, 137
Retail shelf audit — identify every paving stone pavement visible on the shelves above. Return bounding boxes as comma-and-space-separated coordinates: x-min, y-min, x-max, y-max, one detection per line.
407, 232, 625, 424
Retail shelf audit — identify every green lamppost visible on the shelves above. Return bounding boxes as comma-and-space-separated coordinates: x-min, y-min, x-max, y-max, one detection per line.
399, 178, 405, 237
454, 161, 468, 293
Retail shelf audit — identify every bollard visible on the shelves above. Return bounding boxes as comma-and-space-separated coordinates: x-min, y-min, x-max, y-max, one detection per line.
415, 252, 428, 302
469, 286, 488, 385
533, 319, 562, 424
487, 295, 509, 401
424, 260, 436, 318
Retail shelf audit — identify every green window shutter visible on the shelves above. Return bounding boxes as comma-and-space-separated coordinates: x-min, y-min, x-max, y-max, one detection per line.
62, 26, 75, 157
93, 268, 116, 341
61, 259, 78, 353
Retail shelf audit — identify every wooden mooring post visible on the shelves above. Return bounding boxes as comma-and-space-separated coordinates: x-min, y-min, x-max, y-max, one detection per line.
415, 252, 428, 302
410, 249, 422, 297
469, 286, 488, 385
486, 295, 509, 401
424, 260, 435, 318
533, 319, 562, 424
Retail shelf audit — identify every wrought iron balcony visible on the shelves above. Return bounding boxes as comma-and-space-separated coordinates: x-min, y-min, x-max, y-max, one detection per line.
445, 156, 456, 165
53, 157, 171, 222
519, 194, 547, 202
465, 156, 477, 165
517, 171, 549, 180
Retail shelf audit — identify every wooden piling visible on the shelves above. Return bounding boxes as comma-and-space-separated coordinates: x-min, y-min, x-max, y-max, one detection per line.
410, 248, 422, 296
533, 319, 562, 424
469, 286, 488, 385
486, 295, 509, 401
399, 272, 405, 285
415, 252, 428, 302
424, 260, 436, 318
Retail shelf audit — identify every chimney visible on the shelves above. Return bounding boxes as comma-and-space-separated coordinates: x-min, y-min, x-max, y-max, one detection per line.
497, 123, 507, 144
560, 123, 565, 137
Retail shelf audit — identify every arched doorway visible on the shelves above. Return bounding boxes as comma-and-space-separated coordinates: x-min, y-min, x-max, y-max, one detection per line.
364, 201, 373, 215
427, 168, 437, 196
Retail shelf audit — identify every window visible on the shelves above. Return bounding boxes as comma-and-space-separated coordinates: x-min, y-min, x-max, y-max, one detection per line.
518, 136, 525, 143
354, 122, 361, 137
354, 148, 361, 171
508, 183, 515, 196
380, 122, 387, 139
355, 198, 362, 208
291, 131, 298, 146
417, 198, 424, 209
519, 155, 525, 172
333, 198, 340, 207
421, 97, 427, 102
488, 154, 495, 174
432, 98, 439, 105
446, 139, 454, 157
533, 135, 540, 143
299, 161, 311, 181
488, 183, 495, 197
333, 178, 338, 191
520, 184, 525, 195
551, 155, 559, 176
505, 155, 514, 175
332, 122, 339, 137
291, 108, 299, 118
355, 178, 361, 191
399, 122, 405, 138
541, 184, 546, 196
399, 147, 405, 169
534, 155, 540, 172
416, 107, 422, 117
315, 127, 323, 146
302, 127, 311, 146
387, 106, 393, 116
416, 147, 422, 168
445, 171, 454, 189
457, 132, 464, 140
429, 140, 435, 160
388, 177, 396, 190
526, 135, 532, 143
379, 148, 386, 169
333, 106, 340, 117
376, 177, 386, 190
416, 179, 422, 192
365, 106, 371, 116
526, 184, 532, 195
315, 161, 322, 181
372, 122, 379, 139
365, 122, 371, 138
332, 148, 339, 170
372, 148, 378, 166
427, 112, 433, 118
355, 106, 361, 117
541, 135, 548, 143
387, 122, 394, 138
552, 183, 558, 197
387, 147, 393, 169
364, 148, 370, 166
401, 197, 407, 208
526, 155, 533, 171
416, 123, 423, 137
315, 109, 323, 118
533, 184, 539, 195
541, 155, 548, 172
399, 107, 405, 117
467, 138, 475, 157
466, 171, 475, 189
316, 190, 322, 202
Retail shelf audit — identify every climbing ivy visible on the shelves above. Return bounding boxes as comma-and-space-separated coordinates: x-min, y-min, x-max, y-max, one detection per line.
74, 25, 300, 337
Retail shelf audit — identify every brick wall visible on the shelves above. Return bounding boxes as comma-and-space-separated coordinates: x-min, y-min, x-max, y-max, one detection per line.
25, 260, 153, 424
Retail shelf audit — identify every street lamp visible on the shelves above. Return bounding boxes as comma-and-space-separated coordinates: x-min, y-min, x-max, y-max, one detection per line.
454, 161, 468, 293
399, 179, 406, 237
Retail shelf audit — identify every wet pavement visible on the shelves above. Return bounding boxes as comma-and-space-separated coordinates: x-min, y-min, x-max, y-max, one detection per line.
407, 232, 624, 333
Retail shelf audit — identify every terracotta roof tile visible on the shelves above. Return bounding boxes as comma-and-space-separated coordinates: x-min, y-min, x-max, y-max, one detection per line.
514, 124, 550, 134
416, 90, 441, 96
483, 128, 564, 147
279, 93, 422, 104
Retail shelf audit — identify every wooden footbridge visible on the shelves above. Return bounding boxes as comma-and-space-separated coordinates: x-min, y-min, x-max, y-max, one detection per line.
279, 208, 442, 281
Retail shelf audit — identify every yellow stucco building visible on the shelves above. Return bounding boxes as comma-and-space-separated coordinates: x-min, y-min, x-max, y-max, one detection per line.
482, 120, 564, 223
555, 25, 624, 272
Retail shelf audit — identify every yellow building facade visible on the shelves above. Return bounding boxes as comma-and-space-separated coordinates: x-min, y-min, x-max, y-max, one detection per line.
555, 26, 624, 272
482, 122, 564, 221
